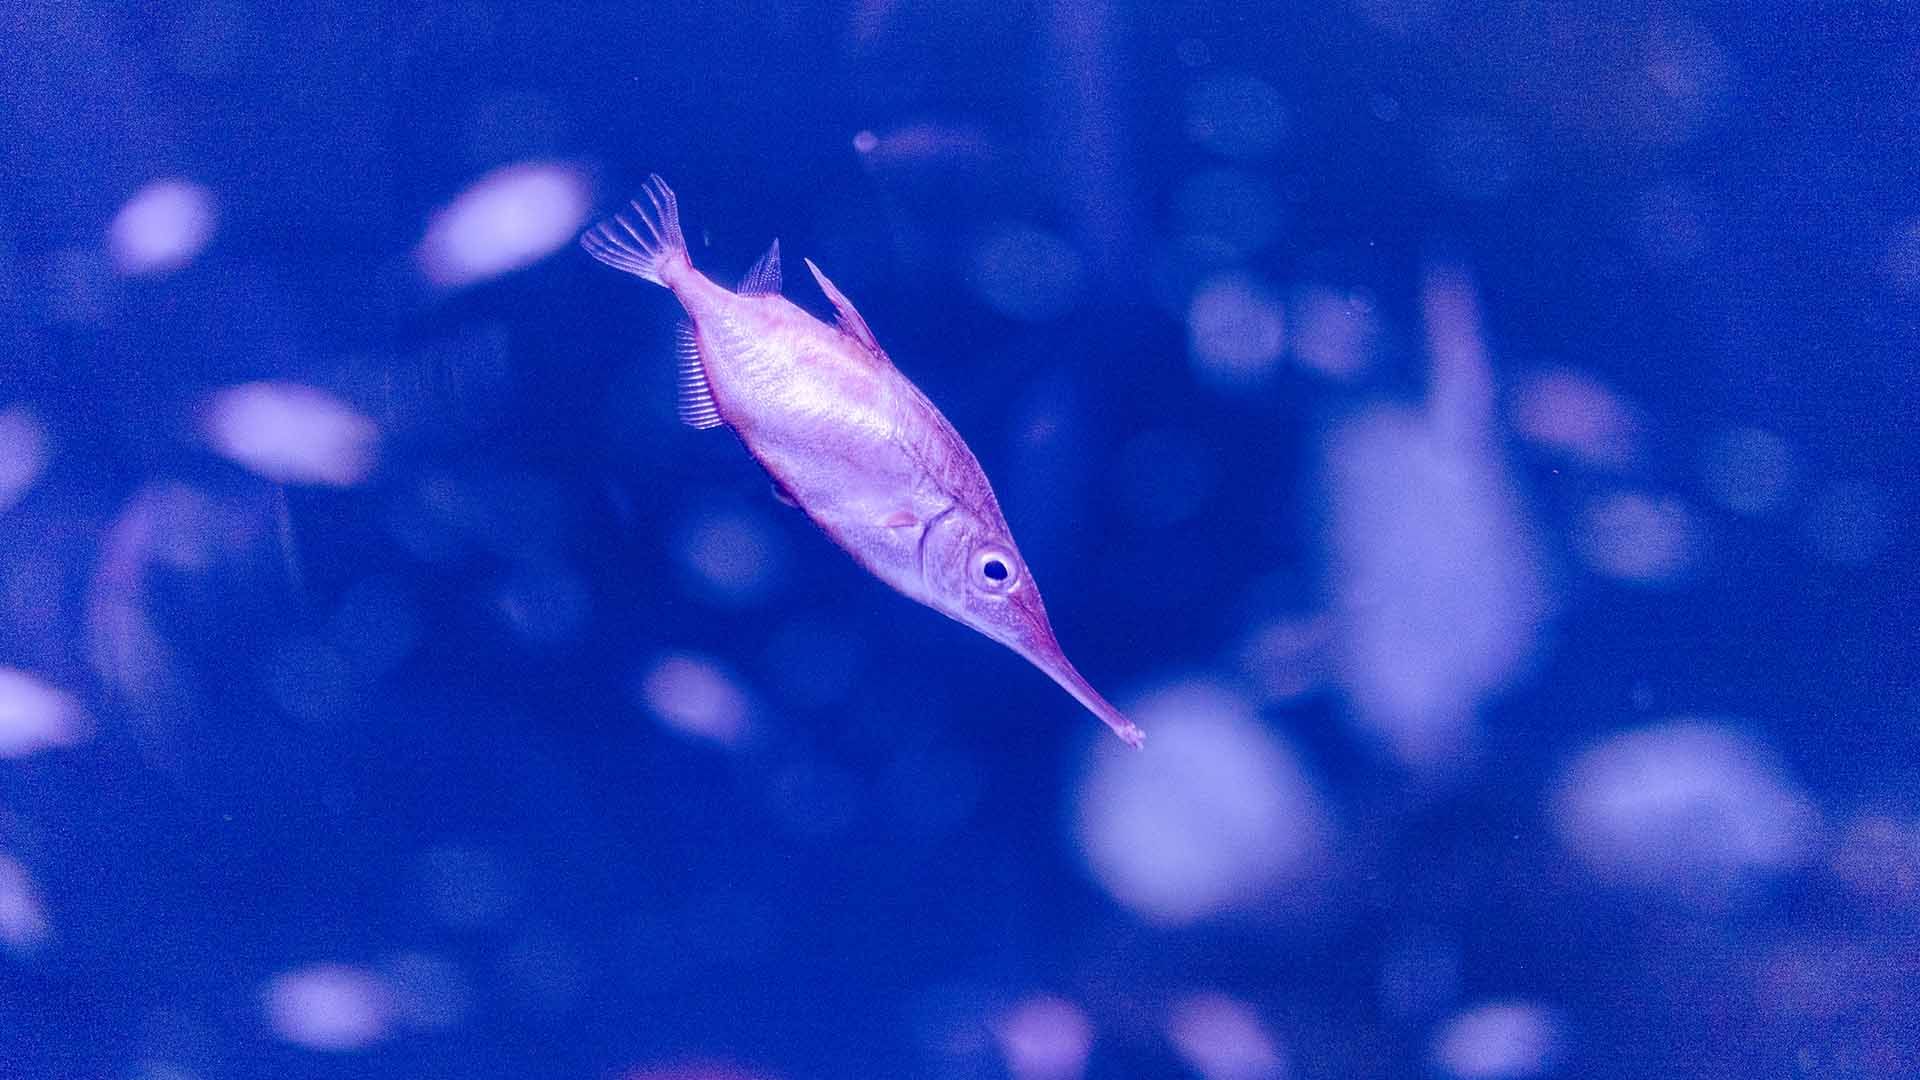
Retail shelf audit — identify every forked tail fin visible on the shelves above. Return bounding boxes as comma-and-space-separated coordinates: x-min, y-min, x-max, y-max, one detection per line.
580, 174, 688, 287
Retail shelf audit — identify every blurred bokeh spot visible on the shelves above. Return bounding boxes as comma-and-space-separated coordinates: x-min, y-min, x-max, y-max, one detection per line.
638, 652, 754, 746
415, 162, 592, 289
1551, 720, 1818, 895
0, 852, 51, 954
1508, 367, 1642, 470
0, 666, 91, 758
994, 994, 1093, 1080
203, 382, 380, 487
1431, 1001, 1561, 1079
1574, 490, 1700, 585
108, 179, 217, 277
1188, 272, 1286, 390
263, 964, 396, 1052
1165, 992, 1288, 1080
1073, 680, 1328, 925
0, 406, 50, 514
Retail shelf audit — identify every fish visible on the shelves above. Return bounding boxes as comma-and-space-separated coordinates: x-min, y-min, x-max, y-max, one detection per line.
581, 176, 1144, 748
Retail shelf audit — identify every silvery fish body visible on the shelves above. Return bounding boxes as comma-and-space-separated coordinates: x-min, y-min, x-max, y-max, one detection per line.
582, 176, 1143, 747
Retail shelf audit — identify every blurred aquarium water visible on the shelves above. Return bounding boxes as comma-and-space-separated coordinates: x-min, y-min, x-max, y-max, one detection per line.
1, 1, 1915, 1078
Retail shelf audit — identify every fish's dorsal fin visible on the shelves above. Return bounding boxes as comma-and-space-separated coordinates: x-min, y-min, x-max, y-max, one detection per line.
803, 257, 888, 361
674, 321, 724, 430
739, 239, 782, 296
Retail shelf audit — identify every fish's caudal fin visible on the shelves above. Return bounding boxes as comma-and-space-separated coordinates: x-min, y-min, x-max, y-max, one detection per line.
580, 175, 689, 287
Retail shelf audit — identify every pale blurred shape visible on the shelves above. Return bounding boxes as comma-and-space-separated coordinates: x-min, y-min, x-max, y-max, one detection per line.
1698, 426, 1797, 517
1290, 286, 1377, 380
1642, 15, 1733, 146
1829, 814, 1920, 906
1185, 70, 1287, 160
0, 666, 91, 757
1323, 265, 1553, 771
854, 122, 1001, 173
1189, 273, 1285, 389
1575, 491, 1698, 584
1431, 1002, 1560, 1079
1551, 720, 1818, 889
1073, 680, 1327, 925
416, 843, 521, 930
108, 179, 217, 276
85, 484, 215, 719
0, 406, 50, 514
1173, 169, 1283, 260
1801, 481, 1890, 566
994, 994, 1092, 1080
641, 653, 751, 745
967, 223, 1086, 323
415, 161, 590, 288
380, 952, 471, 1031
1236, 613, 1333, 705
204, 381, 379, 487
1509, 367, 1640, 469
264, 964, 395, 1051
1166, 992, 1287, 1080
675, 507, 782, 606
1755, 940, 1920, 1041
0, 852, 51, 951
494, 560, 590, 644
1883, 216, 1920, 296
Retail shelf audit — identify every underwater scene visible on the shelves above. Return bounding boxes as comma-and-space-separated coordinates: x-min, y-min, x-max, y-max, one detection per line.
1, 1, 1916, 1077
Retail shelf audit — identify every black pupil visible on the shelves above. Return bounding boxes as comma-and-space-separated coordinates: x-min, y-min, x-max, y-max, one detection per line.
982, 558, 1008, 582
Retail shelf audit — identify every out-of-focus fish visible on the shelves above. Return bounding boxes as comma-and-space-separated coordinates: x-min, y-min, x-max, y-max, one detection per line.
582, 177, 1143, 747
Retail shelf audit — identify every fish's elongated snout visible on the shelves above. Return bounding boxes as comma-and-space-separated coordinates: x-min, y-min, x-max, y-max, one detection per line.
1005, 592, 1145, 748
1034, 649, 1147, 749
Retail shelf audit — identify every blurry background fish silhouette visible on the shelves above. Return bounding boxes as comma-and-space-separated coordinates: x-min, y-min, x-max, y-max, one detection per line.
0, 1, 1914, 1078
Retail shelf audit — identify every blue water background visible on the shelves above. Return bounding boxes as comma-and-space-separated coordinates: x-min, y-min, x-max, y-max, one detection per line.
2, 3, 1916, 1078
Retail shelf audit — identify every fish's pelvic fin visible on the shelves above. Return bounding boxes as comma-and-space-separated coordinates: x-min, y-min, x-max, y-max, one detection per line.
803, 258, 889, 362
770, 481, 799, 508
738, 239, 782, 295
580, 174, 689, 287
674, 321, 724, 429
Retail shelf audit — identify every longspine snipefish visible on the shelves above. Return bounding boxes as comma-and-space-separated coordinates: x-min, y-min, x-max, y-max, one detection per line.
581, 176, 1145, 748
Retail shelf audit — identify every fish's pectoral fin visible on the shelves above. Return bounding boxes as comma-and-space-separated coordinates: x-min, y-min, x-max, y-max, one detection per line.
881, 510, 919, 529
770, 480, 800, 508
674, 321, 725, 430
803, 257, 890, 362
738, 239, 782, 295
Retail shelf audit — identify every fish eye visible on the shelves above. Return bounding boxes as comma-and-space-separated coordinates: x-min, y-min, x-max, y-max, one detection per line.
972, 546, 1018, 591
